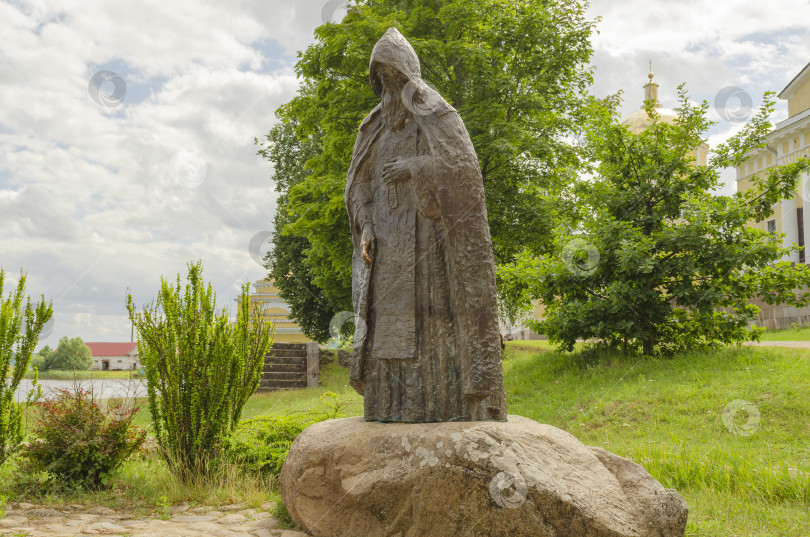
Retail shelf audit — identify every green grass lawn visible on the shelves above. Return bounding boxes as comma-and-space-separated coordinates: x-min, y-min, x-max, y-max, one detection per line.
758, 325, 810, 341
24, 369, 140, 379
3, 344, 808, 535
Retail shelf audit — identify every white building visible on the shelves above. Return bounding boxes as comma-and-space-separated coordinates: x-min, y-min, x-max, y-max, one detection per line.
85, 342, 140, 371
737, 61, 810, 265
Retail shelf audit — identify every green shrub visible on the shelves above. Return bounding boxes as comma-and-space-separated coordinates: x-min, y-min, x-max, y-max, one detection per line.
19, 387, 146, 490
229, 392, 350, 476
0, 269, 52, 466
229, 414, 312, 476
127, 261, 274, 479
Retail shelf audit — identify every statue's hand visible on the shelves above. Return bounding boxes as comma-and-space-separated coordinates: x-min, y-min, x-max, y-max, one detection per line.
361, 224, 375, 266
382, 158, 411, 185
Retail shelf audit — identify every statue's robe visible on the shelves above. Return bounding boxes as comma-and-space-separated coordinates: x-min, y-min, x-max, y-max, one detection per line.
344, 29, 506, 422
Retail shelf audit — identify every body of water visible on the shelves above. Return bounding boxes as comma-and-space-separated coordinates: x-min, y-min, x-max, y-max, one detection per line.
13, 378, 148, 403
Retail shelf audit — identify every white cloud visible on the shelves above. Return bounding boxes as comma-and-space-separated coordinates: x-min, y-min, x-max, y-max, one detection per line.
0, 0, 315, 344
1, 0, 808, 344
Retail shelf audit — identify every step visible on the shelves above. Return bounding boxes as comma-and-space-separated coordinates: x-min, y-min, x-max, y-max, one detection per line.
255, 386, 305, 393
270, 343, 307, 351
264, 356, 307, 366
262, 371, 307, 381
264, 363, 307, 374
259, 379, 307, 389
266, 349, 308, 358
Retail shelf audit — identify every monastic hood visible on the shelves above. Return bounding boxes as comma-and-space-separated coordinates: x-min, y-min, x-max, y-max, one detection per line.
369, 28, 421, 97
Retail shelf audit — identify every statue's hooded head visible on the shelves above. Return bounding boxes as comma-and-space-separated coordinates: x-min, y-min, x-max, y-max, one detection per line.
369, 28, 421, 97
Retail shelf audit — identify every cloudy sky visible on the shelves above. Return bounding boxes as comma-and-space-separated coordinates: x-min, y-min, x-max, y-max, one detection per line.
1, 0, 809, 347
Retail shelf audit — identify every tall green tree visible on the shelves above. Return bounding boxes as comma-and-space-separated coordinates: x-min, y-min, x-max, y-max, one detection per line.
258, 120, 335, 343
498, 89, 810, 355
45, 336, 93, 371
258, 0, 596, 340
0, 269, 52, 465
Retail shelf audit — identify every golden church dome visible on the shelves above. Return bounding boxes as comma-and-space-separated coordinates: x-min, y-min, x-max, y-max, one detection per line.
620, 106, 679, 134
620, 67, 678, 134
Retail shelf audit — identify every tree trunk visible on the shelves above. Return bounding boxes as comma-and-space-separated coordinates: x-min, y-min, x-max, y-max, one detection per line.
642, 336, 654, 356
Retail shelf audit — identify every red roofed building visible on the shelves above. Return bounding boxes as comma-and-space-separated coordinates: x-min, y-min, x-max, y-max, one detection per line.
84, 342, 140, 371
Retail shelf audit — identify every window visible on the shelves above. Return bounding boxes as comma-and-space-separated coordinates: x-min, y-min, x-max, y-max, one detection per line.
767, 219, 776, 235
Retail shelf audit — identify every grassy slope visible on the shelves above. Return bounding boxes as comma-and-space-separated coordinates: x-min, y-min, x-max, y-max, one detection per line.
195, 342, 810, 536
502, 342, 809, 537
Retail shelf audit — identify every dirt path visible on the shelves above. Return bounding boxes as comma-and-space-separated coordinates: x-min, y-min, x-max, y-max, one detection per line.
742, 341, 810, 349
0, 502, 307, 537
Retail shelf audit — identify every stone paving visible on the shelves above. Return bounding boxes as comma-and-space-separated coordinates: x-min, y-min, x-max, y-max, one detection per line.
0, 502, 309, 537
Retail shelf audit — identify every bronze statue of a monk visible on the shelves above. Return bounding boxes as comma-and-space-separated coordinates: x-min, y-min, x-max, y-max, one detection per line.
345, 28, 507, 423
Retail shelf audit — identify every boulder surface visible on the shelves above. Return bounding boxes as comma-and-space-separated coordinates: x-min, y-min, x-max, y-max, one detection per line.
280, 416, 687, 537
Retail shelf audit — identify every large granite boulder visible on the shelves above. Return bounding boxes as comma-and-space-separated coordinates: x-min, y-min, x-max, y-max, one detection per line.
280, 416, 687, 537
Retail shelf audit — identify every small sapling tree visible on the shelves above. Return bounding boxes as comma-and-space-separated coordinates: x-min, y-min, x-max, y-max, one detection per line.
0, 269, 52, 465
127, 261, 274, 478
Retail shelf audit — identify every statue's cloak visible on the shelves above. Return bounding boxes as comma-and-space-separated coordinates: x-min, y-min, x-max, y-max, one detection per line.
345, 28, 504, 404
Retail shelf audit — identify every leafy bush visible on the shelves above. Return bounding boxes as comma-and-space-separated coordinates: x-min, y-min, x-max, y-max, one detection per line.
229, 392, 351, 476
19, 387, 146, 489
229, 414, 312, 476
0, 269, 52, 466
127, 261, 274, 478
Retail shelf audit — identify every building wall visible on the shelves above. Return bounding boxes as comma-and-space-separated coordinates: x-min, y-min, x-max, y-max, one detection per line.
93, 354, 139, 371
247, 280, 314, 344
788, 81, 810, 118
737, 133, 809, 262
736, 63, 810, 328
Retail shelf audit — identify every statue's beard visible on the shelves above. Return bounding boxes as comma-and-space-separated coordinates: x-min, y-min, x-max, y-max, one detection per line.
383, 91, 409, 131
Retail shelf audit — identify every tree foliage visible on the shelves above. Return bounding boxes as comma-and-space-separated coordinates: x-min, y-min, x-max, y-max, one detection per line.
30, 345, 51, 372
43, 337, 93, 371
258, 0, 596, 340
0, 269, 51, 466
126, 261, 274, 477
259, 121, 335, 343
498, 89, 810, 355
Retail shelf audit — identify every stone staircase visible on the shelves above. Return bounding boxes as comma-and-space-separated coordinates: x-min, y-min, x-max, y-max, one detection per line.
256, 342, 319, 393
